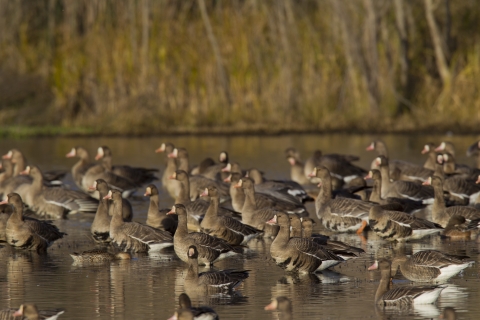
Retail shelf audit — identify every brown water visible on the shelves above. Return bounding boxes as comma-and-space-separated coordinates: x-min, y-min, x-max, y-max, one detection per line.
0, 134, 479, 319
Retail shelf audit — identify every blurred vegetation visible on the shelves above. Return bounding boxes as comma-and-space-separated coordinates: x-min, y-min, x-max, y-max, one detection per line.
0, 0, 479, 136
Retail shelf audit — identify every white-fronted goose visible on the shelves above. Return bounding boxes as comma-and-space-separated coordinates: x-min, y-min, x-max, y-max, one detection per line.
435, 141, 456, 156
442, 152, 480, 181
194, 151, 229, 181
300, 217, 330, 242
368, 259, 446, 306
2, 149, 66, 182
2, 193, 65, 253
175, 293, 219, 320
167, 204, 239, 266
200, 186, 263, 245
391, 250, 473, 282
156, 142, 182, 199
421, 143, 438, 170
184, 245, 249, 291
368, 206, 443, 241
70, 248, 131, 264
374, 156, 434, 203
423, 176, 480, 227
0, 304, 65, 320
66, 146, 96, 189
467, 140, 480, 169
286, 155, 311, 185
309, 166, 373, 233
0, 157, 32, 201
268, 212, 344, 273
264, 296, 292, 320
95, 146, 158, 186
105, 189, 173, 253
144, 184, 177, 235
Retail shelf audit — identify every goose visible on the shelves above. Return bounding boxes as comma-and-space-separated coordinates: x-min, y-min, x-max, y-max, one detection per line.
368, 206, 443, 241
90, 179, 133, 243
200, 186, 263, 245
368, 259, 446, 306
2, 149, 66, 182
167, 204, 240, 266
268, 212, 344, 273
423, 176, 480, 227
421, 143, 438, 171
374, 156, 434, 203
22, 166, 99, 219
0, 304, 65, 320
441, 215, 475, 239
435, 141, 456, 156
144, 184, 177, 235
65, 146, 96, 190
183, 245, 249, 291
235, 177, 280, 238
299, 217, 330, 242
0, 203, 13, 241
264, 296, 292, 320
441, 152, 479, 180
173, 293, 218, 320
467, 140, 480, 169
155, 142, 182, 199
95, 145, 158, 186
70, 248, 131, 264
193, 151, 229, 181
391, 250, 473, 282
105, 189, 173, 253
309, 166, 373, 233
286, 155, 311, 185
2, 193, 65, 253
0, 158, 32, 200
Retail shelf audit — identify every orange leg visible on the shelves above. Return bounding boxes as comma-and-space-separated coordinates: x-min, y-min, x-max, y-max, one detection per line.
356, 220, 367, 234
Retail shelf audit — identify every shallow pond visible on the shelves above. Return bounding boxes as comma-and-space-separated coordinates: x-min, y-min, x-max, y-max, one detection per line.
0, 133, 479, 319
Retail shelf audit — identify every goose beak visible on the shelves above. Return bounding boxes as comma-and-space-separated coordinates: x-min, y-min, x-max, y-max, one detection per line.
19, 166, 31, 175
2, 151, 12, 159
155, 143, 165, 153
223, 175, 231, 183
66, 148, 76, 158
366, 143, 375, 151
94, 147, 104, 161
88, 181, 97, 191
367, 260, 379, 271
168, 173, 177, 180
264, 300, 278, 311
422, 177, 432, 186
308, 168, 317, 177
103, 190, 112, 200
266, 215, 277, 225
200, 188, 208, 197
166, 205, 176, 215
167, 148, 178, 158
0, 199, 8, 205
233, 180, 242, 188
221, 163, 231, 172
421, 145, 429, 154
144, 187, 151, 196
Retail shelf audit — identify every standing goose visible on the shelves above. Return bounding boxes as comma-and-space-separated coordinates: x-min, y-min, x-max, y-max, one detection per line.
467, 140, 480, 169
391, 250, 473, 282
90, 179, 133, 243
2, 193, 65, 253
0, 304, 65, 320
156, 142, 182, 199
309, 166, 373, 233
66, 146, 96, 190
174, 293, 219, 320
183, 245, 249, 291
422, 176, 480, 227
105, 189, 173, 253
368, 259, 446, 306
167, 204, 239, 266
368, 206, 443, 241
200, 186, 263, 245
144, 184, 177, 235
264, 296, 292, 320
268, 212, 344, 273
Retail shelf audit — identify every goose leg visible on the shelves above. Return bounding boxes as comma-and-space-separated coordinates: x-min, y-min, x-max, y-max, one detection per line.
356, 220, 368, 234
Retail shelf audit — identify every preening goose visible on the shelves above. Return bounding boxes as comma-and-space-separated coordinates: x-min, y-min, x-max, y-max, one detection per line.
144, 184, 177, 235
264, 296, 292, 320
368, 259, 446, 306
156, 142, 182, 199
0, 304, 65, 320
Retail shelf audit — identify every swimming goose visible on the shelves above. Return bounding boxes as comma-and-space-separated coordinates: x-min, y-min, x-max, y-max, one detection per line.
0, 304, 65, 320
309, 166, 373, 233
90, 179, 133, 243
391, 250, 473, 282
95, 146, 158, 186
368, 259, 446, 306
421, 143, 438, 171
368, 206, 443, 241
167, 204, 239, 266
268, 212, 344, 273
467, 140, 480, 169
105, 189, 173, 253
174, 293, 219, 320
184, 245, 249, 291
156, 142, 182, 199
2, 193, 65, 253
264, 296, 292, 320
66, 146, 96, 190
144, 184, 177, 235
200, 186, 263, 245
422, 176, 480, 227
374, 156, 434, 203
70, 248, 131, 264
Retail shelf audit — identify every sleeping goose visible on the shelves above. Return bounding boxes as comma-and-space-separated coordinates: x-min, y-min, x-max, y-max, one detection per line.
200, 186, 263, 245
2, 193, 65, 253
105, 189, 173, 253
183, 245, 249, 292
144, 184, 177, 235
174, 293, 219, 320
264, 296, 292, 320
0, 304, 65, 320
368, 206, 443, 241
167, 204, 240, 266
309, 166, 373, 233
267, 212, 344, 273
156, 142, 182, 199
391, 250, 473, 282
66, 146, 96, 190
368, 259, 446, 306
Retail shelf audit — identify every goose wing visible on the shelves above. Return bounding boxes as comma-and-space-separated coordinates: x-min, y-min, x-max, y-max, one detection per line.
188, 232, 233, 252
386, 211, 442, 229
329, 198, 374, 219
24, 219, 66, 242
198, 269, 249, 288
382, 285, 442, 303
411, 250, 469, 267
43, 187, 98, 213
121, 222, 173, 244
289, 238, 343, 262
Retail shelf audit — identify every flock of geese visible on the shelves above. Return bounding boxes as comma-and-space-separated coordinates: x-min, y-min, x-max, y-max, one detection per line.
1, 139, 480, 319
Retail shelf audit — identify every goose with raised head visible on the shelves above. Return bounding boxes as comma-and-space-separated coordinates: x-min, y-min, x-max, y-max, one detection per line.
156, 142, 182, 199
0, 157, 32, 201
3, 149, 66, 182
435, 141, 456, 156
391, 250, 473, 282
423, 176, 480, 227
193, 151, 229, 181
144, 184, 177, 235
105, 189, 173, 253
172, 293, 218, 320
421, 143, 438, 170
368, 206, 443, 241
2, 193, 65, 253
467, 140, 480, 169
0, 304, 65, 320
441, 153, 479, 180
368, 259, 446, 306
70, 248, 131, 264
265, 296, 292, 320
309, 166, 373, 233
66, 146, 96, 190
200, 186, 263, 245
268, 212, 344, 272
285, 153, 311, 185
184, 245, 248, 293
167, 204, 239, 266
374, 156, 434, 203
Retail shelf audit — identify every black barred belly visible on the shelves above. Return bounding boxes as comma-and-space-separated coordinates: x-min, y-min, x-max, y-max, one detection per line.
321, 216, 362, 233
275, 252, 321, 273
370, 219, 412, 241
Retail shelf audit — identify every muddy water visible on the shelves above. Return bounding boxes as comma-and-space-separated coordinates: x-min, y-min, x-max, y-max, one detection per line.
0, 134, 479, 319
